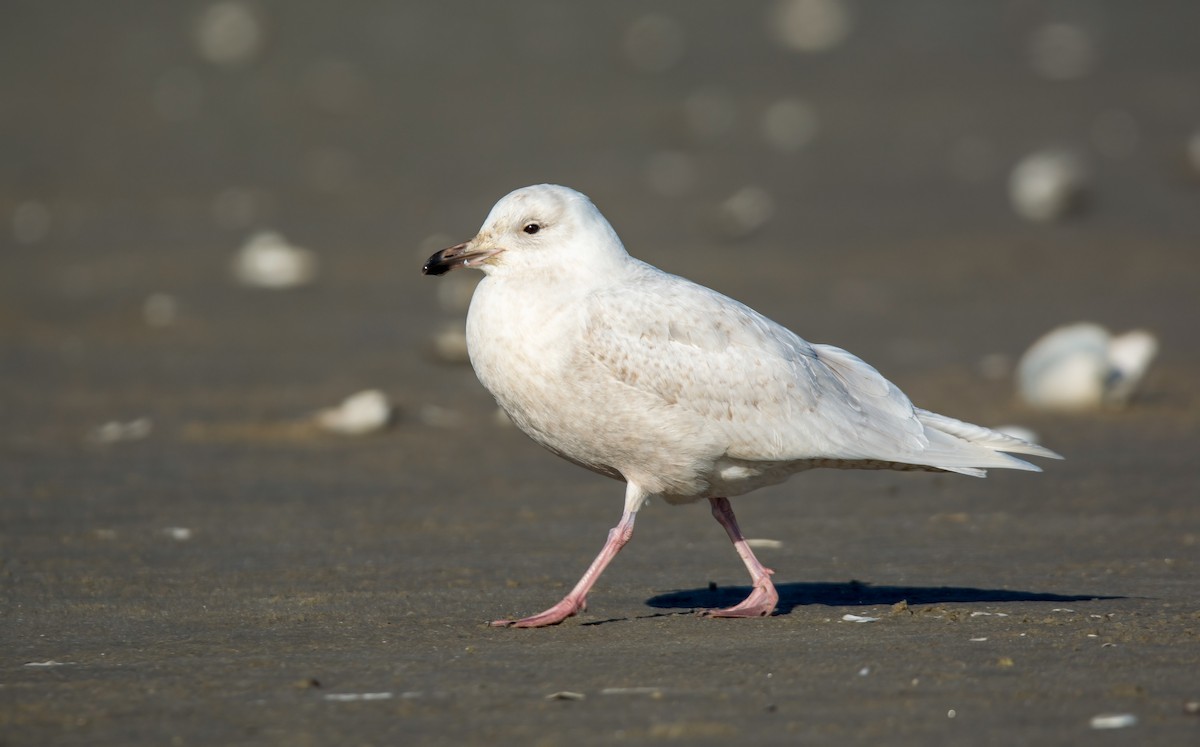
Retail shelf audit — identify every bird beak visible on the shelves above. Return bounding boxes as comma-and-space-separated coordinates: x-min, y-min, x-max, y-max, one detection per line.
422, 240, 500, 276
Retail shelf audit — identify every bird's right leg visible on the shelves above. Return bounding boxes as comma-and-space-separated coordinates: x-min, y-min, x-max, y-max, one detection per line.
490, 484, 650, 628
701, 496, 778, 618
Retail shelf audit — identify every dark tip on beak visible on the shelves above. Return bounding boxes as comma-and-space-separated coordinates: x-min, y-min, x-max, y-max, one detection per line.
422, 242, 470, 276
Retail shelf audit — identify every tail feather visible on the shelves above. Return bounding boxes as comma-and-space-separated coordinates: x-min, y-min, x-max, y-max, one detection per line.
914, 408, 1063, 477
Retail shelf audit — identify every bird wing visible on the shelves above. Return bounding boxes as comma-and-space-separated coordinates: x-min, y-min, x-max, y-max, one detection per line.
579, 271, 935, 465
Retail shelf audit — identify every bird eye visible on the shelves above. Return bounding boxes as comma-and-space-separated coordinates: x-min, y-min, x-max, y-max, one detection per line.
523, 222, 540, 235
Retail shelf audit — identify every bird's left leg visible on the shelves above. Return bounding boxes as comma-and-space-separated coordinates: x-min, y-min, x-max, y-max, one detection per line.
490, 483, 651, 628
701, 496, 778, 618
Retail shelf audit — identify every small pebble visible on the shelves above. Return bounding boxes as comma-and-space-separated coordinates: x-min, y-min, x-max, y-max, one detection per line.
1009, 149, 1089, 223
715, 186, 774, 238
768, 0, 852, 53
323, 692, 393, 702
745, 538, 783, 549
232, 231, 318, 289
315, 390, 393, 436
1089, 713, 1137, 730
600, 687, 663, 696
163, 527, 193, 541
89, 418, 152, 444
194, 1, 262, 67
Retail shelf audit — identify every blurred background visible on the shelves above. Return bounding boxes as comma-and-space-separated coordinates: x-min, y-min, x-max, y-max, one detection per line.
4, 2, 1200, 741
3, 0, 1197, 437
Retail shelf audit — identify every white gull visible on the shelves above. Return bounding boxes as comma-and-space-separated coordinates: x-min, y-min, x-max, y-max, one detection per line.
423, 184, 1061, 628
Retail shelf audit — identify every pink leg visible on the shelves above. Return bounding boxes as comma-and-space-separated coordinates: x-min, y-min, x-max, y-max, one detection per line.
490, 508, 638, 628
701, 496, 778, 618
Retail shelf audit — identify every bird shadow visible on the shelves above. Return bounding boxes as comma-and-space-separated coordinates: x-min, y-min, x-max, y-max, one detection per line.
644, 580, 1122, 616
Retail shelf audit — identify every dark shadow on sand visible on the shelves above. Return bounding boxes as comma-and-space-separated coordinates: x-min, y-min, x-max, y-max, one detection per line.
646, 581, 1121, 615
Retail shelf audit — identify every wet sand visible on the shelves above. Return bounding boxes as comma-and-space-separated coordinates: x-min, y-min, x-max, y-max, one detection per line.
3, 3, 1199, 744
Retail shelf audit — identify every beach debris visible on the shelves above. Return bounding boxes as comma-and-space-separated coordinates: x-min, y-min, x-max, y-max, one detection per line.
1089, 713, 1138, 730
231, 231, 318, 289
546, 691, 586, 701
842, 614, 880, 623
1009, 149, 1089, 222
768, 0, 853, 53
715, 186, 775, 238
1017, 323, 1158, 410
194, 1, 263, 68
24, 660, 72, 667
163, 527, 193, 541
600, 687, 664, 697
323, 692, 394, 702
745, 538, 784, 549
88, 418, 152, 444
314, 390, 393, 436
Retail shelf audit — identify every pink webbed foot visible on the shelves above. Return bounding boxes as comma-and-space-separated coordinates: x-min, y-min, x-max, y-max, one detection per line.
489, 595, 587, 628
702, 497, 780, 619
700, 570, 778, 618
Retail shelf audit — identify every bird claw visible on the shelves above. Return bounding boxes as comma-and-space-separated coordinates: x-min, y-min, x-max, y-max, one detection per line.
698, 578, 778, 618
489, 596, 586, 628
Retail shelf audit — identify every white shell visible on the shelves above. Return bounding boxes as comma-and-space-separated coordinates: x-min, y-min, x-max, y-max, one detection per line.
1009, 149, 1089, 222
315, 390, 392, 435
1017, 323, 1158, 410
232, 231, 318, 289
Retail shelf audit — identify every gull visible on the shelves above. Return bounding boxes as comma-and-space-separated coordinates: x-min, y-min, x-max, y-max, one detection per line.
423, 184, 1061, 628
